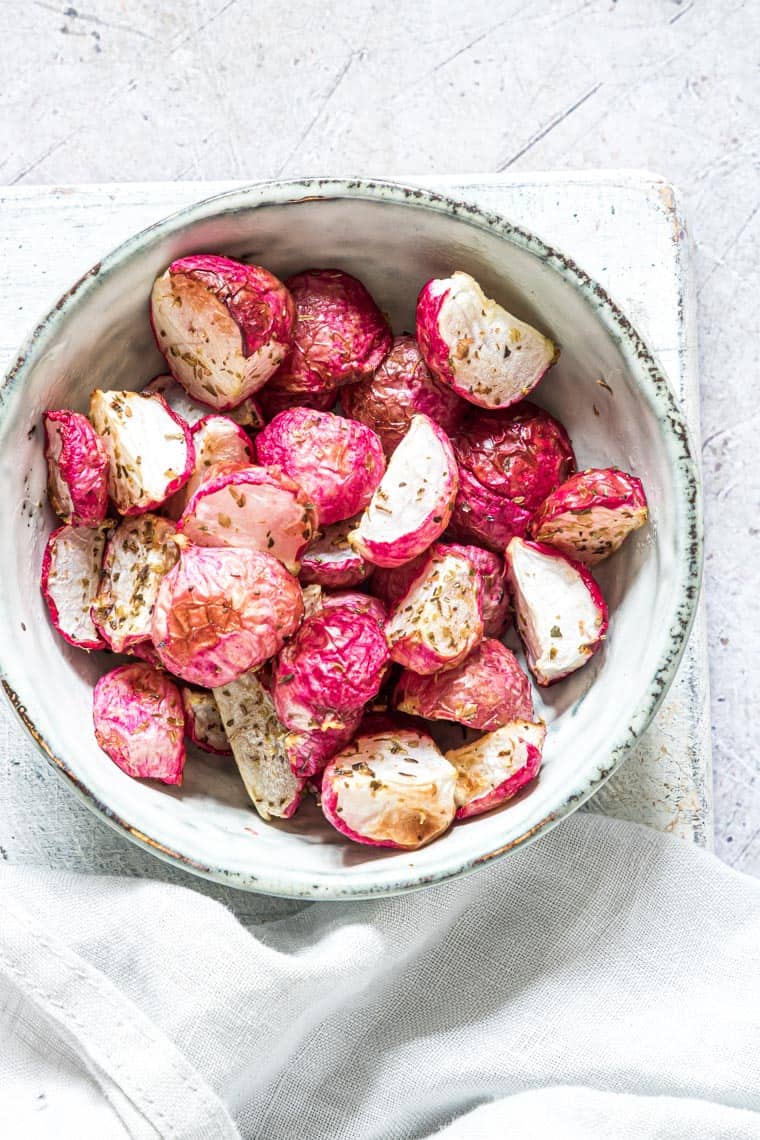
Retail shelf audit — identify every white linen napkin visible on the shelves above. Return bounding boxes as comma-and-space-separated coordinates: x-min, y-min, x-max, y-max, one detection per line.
1, 813, 759, 1139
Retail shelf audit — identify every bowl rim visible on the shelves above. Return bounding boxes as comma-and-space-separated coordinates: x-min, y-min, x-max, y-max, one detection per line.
0, 176, 703, 899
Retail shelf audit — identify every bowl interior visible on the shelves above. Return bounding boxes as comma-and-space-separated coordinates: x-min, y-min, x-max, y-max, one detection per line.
0, 182, 698, 897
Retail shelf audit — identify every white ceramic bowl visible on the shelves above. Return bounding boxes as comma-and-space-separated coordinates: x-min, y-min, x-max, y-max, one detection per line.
0, 179, 701, 898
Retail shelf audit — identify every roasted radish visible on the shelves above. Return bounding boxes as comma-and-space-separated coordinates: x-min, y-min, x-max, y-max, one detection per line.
506, 537, 608, 685
384, 545, 483, 674
321, 727, 456, 849
349, 414, 458, 568
394, 639, 533, 730
273, 607, 389, 732
181, 687, 231, 755
150, 255, 294, 409
341, 334, 464, 455
93, 663, 186, 784
256, 407, 385, 525
177, 464, 317, 574
530, 467, 648, 565
89, 389, 194, 515
44, 410, 109, 526
41, 522, 112, 650
151, 544, 303, 687
272, 268, 391, 394
416, 272, 557, 409
213, 670, 305, 819
446, 719, 546, 819
92, 514, 179, 653
300, 515, 374, 588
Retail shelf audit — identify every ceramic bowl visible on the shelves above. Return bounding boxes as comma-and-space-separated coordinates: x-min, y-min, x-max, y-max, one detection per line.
0, 179, 701, 898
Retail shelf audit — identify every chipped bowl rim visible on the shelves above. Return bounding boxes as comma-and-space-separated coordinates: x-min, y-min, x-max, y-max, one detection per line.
0, 177, 703, 898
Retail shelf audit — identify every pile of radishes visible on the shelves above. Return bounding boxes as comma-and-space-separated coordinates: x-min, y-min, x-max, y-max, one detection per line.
40, 257, 648, 851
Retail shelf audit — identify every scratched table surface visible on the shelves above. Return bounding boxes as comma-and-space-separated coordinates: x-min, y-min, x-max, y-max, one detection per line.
1, 0, 758, 880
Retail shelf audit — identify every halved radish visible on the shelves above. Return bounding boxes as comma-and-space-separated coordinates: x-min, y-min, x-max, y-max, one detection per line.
92, 514, 179, 653
384, 545, 483, 675
151, 544, 304, 688
41, 522, 112, 649
442, 543, 511, 638
89, 389, 194, 515
150, 255, 294, 409
284, 712, 362, 779
273, 607, 389, 732
506, 537, 608, 685
177, 464, 317, 574
445, 719, 546, 819
144, 374, 263, 429
300, 515, 373, 588
181, 687, 231, 755
348, 414, 458, 568
93, 663, 186, 785
166, 414, 254, 520
44, 410, 109, 526
256, 407, 385, 525
321, 727, 456, 849
394, 639, 533, 730
416, 272, 557, 409
530, 467, 648, 565
213, 670, 305, 819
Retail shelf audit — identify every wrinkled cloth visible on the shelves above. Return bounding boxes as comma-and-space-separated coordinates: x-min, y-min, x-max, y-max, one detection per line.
1, 814, 759, 1139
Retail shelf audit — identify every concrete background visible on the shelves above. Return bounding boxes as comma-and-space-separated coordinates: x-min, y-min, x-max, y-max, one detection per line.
1, 0, 758, 874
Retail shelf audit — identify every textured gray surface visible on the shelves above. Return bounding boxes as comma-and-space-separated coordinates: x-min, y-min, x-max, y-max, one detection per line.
1, 0, 757, 875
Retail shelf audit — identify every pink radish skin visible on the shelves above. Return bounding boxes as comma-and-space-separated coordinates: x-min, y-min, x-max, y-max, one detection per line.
273, 608, 389, 732
151, 544, 303, 688
257, 381, 338, 421
177, 464, 318, 574
150, 255, 294, 409
349, 414, 459, 568
321, 591, 387, 628
89, 389, 194, 515
416, 272, 557, 409
506, 537, 608, 686
93, 664, 186, 785
41, 522, 112, 650
44, 410, 109, 526
448, 464, 532, 553
271, 269, 391, 395
341, 334, 465, 455
256, 408, 385, 525
321, 727, 456, 849
530, 466, 648, 565
455, 401, 576, 511
446, 719, 546, 820
394, 638, 533, 730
